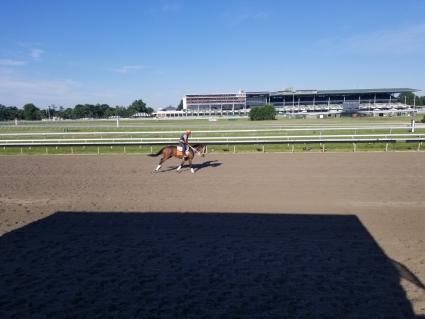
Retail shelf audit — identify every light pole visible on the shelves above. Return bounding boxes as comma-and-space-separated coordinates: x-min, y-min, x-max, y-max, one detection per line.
51, 104, 56, 120
411, 95, 416, 133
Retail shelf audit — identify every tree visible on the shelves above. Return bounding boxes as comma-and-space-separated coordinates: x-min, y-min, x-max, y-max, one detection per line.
176, 99, 183, 111
249, 105, 277, 121
61, 108, 74, 119
399, 92, 416, 106
114, 105, 130, 118
73, 104, 91, 119
0, 105, 23, 121
1, 98, 154, 120
104, 107, 117, 118
40, 109, 49, 119
91, 104, 112, 118
23, 103, 41, 120
127, 99, 151, 116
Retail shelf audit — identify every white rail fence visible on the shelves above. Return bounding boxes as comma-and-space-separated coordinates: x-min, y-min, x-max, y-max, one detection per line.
1, 123, 424, 137
1, 134, 424, 147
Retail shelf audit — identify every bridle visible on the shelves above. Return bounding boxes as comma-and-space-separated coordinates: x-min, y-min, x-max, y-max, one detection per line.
188, 144, 205, 156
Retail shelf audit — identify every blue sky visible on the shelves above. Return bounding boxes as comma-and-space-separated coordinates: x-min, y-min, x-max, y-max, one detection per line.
1, 0, 425, 109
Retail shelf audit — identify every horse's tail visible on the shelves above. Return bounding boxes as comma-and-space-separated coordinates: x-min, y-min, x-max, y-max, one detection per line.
148, 147, 165, 157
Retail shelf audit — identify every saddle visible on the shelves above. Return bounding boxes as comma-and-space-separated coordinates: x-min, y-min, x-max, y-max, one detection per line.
176, 146, 190, 157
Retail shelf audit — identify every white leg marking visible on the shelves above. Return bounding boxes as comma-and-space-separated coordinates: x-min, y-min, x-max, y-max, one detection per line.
191, 168, 195, 174
155, 164, 161, 171
177, 165, 182, 171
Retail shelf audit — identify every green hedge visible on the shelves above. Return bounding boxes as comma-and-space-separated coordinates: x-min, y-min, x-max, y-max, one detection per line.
249, 105, 277, 121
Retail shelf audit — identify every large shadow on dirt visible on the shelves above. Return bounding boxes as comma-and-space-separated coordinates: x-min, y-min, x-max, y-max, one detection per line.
156, 160, 222, 173
0, 212, 420, 318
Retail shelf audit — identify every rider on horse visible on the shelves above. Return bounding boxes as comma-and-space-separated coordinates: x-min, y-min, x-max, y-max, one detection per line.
179, 130, 191, 159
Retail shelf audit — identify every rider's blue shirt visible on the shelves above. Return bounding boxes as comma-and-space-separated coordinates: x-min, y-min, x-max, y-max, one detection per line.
180, 133, 188, 144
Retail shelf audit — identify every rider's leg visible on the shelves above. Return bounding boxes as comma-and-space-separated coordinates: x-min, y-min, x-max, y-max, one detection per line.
182, 144, 187, 159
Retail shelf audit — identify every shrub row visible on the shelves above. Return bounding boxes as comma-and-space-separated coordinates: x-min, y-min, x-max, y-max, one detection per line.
249, 105, 277, 121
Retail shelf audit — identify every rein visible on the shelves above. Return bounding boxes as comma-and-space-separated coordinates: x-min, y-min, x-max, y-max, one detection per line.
188, 145, 202, 156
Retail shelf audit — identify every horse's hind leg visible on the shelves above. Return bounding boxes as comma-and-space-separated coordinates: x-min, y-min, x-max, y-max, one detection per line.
155, 157, 165, 172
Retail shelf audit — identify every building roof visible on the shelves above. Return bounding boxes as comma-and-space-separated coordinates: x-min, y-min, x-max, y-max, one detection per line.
161, 106, 177, 111
184, 88, 419, 99
269, 88, 418, 96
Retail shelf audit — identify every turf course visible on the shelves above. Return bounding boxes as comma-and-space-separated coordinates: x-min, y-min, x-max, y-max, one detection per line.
0, 116, 424, 155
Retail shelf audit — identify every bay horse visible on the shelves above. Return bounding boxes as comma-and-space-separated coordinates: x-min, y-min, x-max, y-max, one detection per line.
149, 144, 206, 173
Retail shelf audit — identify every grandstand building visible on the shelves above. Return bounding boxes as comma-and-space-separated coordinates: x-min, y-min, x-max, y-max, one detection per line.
175, 88, 420, 118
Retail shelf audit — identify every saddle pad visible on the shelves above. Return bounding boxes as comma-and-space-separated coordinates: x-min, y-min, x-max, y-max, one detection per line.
176, 146, 189, 155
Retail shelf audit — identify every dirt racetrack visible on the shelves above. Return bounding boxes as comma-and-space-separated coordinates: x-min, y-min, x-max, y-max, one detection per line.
1, 153, 425, 318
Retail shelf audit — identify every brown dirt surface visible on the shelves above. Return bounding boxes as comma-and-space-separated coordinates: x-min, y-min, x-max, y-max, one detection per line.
1, 153, 424, 318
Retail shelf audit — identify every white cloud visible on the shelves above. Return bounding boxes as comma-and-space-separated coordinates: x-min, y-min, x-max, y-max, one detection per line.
0, 77, 80, 93
30, 48, 44, 60
317, 24, 425, 55
0, 59, 27, 66
110, 65, 145, 74
0, 74, 141, 107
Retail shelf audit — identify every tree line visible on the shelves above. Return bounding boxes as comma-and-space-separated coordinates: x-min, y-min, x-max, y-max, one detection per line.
0, 100, 154, 121
1, 93, 424, 121
398, 92, 425, 106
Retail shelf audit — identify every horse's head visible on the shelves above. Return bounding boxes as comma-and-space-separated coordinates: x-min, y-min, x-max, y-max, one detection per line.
200, 145, 207, 157
193, 144, 207, 157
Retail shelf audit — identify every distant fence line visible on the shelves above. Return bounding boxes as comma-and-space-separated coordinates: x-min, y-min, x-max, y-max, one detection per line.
1, 133, 425, 147
0, 123, 424, 138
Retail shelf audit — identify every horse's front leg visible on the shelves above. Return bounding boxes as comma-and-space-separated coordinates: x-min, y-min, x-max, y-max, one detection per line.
176, 157, 185, 172
189, 158, 194, 174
